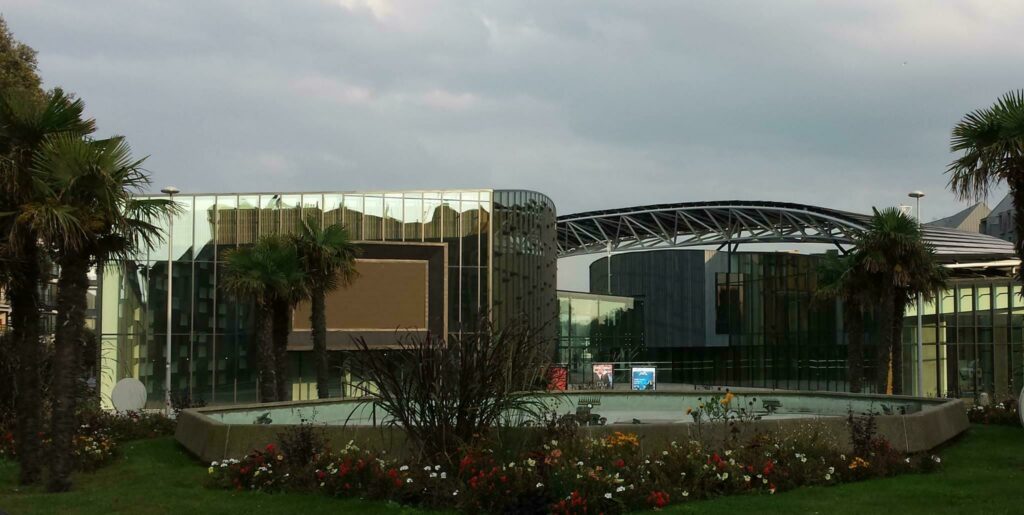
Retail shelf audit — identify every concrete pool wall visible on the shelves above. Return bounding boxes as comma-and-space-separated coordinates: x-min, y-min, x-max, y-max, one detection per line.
176, 390, 969, 463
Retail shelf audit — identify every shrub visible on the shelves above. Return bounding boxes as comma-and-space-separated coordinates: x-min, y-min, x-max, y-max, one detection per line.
967, 400, 1020, 427
347, 317, 553, 463
0, 423, 116, 471
207, 426, 944, 514
77, 409, 176, 441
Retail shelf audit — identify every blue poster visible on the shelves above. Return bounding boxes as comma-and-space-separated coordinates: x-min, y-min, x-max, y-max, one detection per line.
631, 367, 656, 391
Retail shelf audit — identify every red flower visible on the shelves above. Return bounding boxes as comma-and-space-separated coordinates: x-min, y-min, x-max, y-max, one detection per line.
763, 461, 775, 476
264, 443, 276, 454
614, 459, 626, 468
647, 490, 670, 508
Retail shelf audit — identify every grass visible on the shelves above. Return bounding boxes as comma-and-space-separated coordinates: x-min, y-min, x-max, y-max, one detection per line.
667, 424, 1024, 515
1, 425, 1021, 514
0, 438, 426, 515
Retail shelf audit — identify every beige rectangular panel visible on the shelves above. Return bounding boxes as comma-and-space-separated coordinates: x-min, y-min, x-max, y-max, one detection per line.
293, 259, 428, 331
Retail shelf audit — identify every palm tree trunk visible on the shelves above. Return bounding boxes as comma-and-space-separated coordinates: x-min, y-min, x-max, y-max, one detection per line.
254, 300, 277, 403
311, 288, 329, 399
890, 295, 906, 395
876, 289, 895, 394
846, 300, 864, 393
1011, 176, 1024, 285
48, 253, 89, 492
10, 236, 44, 485
272, 297, 291, 401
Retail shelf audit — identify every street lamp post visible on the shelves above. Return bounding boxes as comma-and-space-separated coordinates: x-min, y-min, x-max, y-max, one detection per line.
160, 186, 179, 416
909, 190, 925, 397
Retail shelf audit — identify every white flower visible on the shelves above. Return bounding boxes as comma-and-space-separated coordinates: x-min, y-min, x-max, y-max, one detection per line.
744, 475, 751, 482
800, 457, 807, 463
406, 478, 414, 483
399, 465, 409, 471
430, 472, 437, 478
605, 493, 613, 499
682, 491, 690, 497
576, 461, 584, 467
904, 458, 911, 464
211, 461, 219, 467
932, 456, 942, 464
434, 465, 441, 471
527, 458, 537, 467
616, 486, 626, 493
424, 466, 432, 471
452, 490, 459, 496
536, 482, 544, 488
841, 454, 846, 461
440, 472, 447, 479
725, 450, 733, 456
825, 473, 832, 481
551, 439, 559, 446
662, 450, 669, 456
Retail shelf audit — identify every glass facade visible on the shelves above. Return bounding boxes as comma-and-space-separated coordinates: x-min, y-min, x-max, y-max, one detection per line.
556, 291, 645, 385
588, 250, 852, 391
97, 189, 557, 407
903, 278, 1024, 399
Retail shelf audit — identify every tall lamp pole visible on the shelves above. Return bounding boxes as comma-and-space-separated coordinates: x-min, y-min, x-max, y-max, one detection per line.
909, 190, 925, 397
161, 186, 179, 416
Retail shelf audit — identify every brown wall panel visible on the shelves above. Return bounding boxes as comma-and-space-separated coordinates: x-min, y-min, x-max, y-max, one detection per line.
293, 260, 428, 331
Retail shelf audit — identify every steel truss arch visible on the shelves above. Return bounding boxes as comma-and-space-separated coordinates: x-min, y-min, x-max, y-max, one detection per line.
556, 200, 1015, 258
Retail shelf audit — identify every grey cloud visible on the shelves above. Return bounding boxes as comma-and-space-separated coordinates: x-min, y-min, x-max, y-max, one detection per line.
3, 0, 1022, 220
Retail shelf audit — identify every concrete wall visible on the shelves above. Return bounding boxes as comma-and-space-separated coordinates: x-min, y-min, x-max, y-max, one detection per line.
176, 392, 969, 463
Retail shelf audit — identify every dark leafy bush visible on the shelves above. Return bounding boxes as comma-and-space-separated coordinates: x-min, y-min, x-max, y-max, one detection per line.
77, 409, 176, 442
207, 423, 943, 514
967, 400, 1020, 427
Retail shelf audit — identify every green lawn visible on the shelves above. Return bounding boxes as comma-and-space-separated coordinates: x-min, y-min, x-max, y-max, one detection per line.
0, 438, 427, 515
666, 424, 1024, 515
1, 425, 1021, 514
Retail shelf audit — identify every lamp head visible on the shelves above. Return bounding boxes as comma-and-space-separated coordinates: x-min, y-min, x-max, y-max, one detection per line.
908, 190, 925, 199
160, 186, 180, 196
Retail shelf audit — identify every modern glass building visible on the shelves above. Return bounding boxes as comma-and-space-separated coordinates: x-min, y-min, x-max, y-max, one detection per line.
556, 291, 645, 386
904, 277, 1024, 399
586, 250, 852, 391
96, 189, 557, 407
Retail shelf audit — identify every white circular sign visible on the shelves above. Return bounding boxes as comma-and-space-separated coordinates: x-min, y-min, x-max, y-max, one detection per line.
111, 378, 147, 412
1019, 386, 1023, 428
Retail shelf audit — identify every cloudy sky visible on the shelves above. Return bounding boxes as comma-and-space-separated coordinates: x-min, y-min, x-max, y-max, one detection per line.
5, 1, 1024, 287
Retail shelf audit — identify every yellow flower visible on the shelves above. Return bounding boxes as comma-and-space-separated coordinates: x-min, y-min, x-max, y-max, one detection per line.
686, 407, 693, 415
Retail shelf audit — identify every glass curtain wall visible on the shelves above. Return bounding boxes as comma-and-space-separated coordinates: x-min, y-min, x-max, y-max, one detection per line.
556, 292, 645, 386
98, 190, 496, 407
903, 278, 1024, 400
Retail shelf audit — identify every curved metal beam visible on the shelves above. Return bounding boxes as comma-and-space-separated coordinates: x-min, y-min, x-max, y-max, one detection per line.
556, 200, 1015, 258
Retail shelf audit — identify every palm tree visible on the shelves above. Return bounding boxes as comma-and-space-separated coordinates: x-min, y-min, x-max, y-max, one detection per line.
221, 236, 304, 403
815, 252, 868, 393
27, 133, 169, 491
267, 236, 307, 402
0, 88, 94, 485
292, 216, 359, 399
948, 90, 1024, 283
856, 208, 947, 394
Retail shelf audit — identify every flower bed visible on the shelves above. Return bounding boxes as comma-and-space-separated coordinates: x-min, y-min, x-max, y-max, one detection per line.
1, 423, 117, 471
207, 423, 942, 514
967, 400, 1021, 427
0, 409, 175, 471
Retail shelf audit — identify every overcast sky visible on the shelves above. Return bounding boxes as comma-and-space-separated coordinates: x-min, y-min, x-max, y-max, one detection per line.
5, 1, 1024, 289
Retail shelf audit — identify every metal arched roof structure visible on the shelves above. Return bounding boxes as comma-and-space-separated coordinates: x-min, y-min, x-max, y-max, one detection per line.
556, 200, 1015, 259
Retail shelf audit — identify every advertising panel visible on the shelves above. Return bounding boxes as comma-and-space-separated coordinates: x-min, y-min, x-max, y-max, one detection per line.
631, 366, 656, 391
